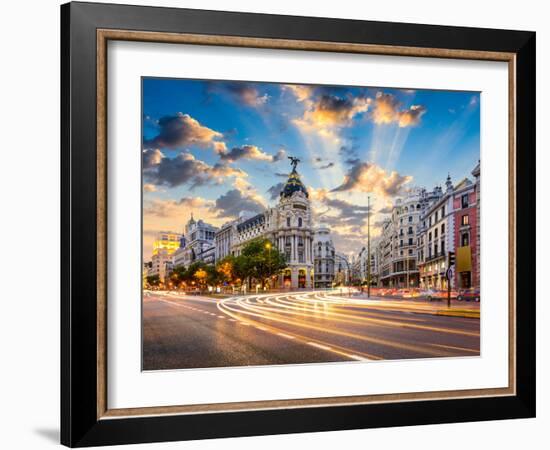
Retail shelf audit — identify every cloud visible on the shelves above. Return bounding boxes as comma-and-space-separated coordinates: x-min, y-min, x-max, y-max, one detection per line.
144, 112, 223, 149
213, 141, 228, 154
143, 148, 164, 169
208, 82, 269, 107
332, 160, 412, 197
267, 182, 286, 201
217, 145, 286, 163
284, 84, 314, 103
371, 92, 426, 127
144, 151, 247, 189
318, 197, 372, 228
319, 162, 335, 169
144, 197, 214, 218
218, 145, 272, 162
273, 148, 287, 162
212, 189, 265, 218
143, 183, 159, 193
293, 93, 371, 142
377, 205, 393, 214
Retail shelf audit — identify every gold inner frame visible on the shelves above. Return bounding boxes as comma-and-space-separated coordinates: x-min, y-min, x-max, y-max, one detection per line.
96, 29, 516, 420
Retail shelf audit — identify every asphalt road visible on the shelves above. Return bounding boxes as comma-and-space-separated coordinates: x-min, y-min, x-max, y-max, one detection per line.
142, 290, 480, 370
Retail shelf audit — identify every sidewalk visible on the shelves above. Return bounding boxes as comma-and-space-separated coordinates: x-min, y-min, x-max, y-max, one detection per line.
347, 294, 480, 319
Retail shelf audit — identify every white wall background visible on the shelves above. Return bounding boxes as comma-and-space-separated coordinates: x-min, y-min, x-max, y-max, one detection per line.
0, 0, 546, 449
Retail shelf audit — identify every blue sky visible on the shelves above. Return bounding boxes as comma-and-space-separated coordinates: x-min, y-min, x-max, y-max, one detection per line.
142, 77, 480, 258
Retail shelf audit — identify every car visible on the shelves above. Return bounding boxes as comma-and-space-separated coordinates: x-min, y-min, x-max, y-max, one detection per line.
398, 288, 420, 298
420, 289, 458, 301
457, 288, 480, 302
419, 288, 439, 301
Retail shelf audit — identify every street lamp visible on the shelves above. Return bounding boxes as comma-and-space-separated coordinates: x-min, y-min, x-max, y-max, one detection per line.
367, 195, 371, 299
265, 241, 272, 290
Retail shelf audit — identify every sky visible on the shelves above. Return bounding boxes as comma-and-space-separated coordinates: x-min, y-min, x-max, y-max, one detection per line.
142, 77, 480, 259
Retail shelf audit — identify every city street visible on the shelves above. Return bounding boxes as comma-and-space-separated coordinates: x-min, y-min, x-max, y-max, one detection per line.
143, 290, 480, 370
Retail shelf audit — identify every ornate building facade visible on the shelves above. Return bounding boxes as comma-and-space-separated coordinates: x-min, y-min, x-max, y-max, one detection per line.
149, 231, 181, 283
313, 224, 335, 288
378, 187, 444, 288
215, 160, 315, 289
173, 215, 218, 268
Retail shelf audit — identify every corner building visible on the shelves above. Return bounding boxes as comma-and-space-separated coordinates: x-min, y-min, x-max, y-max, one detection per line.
217, 165, 315, 289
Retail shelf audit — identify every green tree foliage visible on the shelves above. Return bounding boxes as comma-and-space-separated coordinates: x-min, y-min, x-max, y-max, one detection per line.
169, 265, 187, 288
146, 274, 160, 288
215, 255, 237, 285
236, 238, 288, 288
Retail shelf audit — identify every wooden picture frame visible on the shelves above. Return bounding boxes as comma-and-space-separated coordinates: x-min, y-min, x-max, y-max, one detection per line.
61, 2, 535, 446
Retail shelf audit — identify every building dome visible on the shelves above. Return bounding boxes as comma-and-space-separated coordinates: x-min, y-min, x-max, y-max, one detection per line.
280, 168, 309, 199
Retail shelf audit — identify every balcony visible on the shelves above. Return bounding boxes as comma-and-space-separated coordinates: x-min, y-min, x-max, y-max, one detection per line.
424, 252, 445, 263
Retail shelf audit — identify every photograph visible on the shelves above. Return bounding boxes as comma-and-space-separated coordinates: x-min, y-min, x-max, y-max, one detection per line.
141, 78, 481, 370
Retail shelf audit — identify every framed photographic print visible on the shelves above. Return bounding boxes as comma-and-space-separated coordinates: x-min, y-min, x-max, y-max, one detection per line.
61, 1, 536, 447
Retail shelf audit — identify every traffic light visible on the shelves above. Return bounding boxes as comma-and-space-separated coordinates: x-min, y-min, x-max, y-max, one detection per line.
447, 251, 456, 267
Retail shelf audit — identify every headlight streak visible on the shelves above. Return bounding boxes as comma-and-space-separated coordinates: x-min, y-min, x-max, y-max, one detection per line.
217, 294, 466, 358
252, 294, 478, 338
216, 298, 378, 361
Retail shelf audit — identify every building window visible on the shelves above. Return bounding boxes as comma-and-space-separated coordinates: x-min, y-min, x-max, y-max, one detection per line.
434, 243, 438, 256
441, 240, 445, 254
408, 216, 412, 222
286, 217, 291, 227
408, 226, 413, 234
461, 214, 469, 226
298, 217, 303, 227
400, 240, 403, 247
435, 211, 439, 222
461, 232, 470, 247
408, 238, 413, 246
462, 194, 469, 208
298, 250, 304, 263
442, 206, 445, 217
441, 223, 445, 234
408, 249, 413, 255
428, 231, 432, 241
434, 228, 438, 238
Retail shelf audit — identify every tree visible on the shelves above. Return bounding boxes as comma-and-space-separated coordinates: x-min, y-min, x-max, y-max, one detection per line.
205, 264, 220, 287
169, 265, 187, 289
238, 238, 288, 288
193, 268, 208, 290
184, 261, 207, 284
216, 256, 237, 285
146, 274, 160, 288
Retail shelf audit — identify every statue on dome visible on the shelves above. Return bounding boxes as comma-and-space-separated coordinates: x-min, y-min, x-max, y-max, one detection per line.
288, 156, 300, 171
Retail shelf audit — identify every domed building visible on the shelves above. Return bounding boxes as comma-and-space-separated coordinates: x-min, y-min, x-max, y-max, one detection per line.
273, 162, 314, 288
215, 158, 315, 289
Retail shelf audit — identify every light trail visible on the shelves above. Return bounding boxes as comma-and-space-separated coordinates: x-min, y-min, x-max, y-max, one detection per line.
231, 293, 479, 338
218, 295, 466, 358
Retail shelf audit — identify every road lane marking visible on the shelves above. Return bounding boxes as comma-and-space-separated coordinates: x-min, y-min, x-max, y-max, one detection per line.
430, 343, 480, 353
277, 333, 295, 339
218, 299, 455, 358
307, 342, 332, 351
